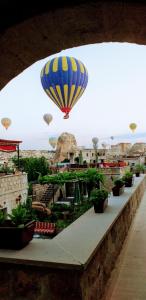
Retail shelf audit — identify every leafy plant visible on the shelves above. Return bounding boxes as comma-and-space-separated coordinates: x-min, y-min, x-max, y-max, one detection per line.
56, 219, 70, 229
113, 178, 125, 188
0, 165, 14, 174
122, 171, 133, 181
122, 171, 134, 187
90, 188, 108, 204
51, 203, 72, 213
0, 210, 7, 225
12, 156, 49, 182
8, 203, 31, 226
134, 163, 144, 173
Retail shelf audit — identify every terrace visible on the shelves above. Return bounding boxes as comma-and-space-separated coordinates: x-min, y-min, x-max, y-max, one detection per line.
0, 175, 145, 299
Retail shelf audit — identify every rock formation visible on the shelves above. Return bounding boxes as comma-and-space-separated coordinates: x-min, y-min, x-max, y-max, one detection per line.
128, 143, 146, 155
54, 132, 77, 163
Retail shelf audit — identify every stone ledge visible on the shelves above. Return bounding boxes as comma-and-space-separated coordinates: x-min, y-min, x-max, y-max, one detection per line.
0, 175, 145, 270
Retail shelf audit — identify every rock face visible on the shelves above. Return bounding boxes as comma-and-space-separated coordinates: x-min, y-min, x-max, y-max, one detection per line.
128, 143, 146, 155
1, 1, 146, 88
54, 132, 77, 163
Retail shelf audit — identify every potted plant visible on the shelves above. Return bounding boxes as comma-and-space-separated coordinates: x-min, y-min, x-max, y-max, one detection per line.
122, 171, 134, 187
90, 188, 108, 213
0, 203, 35, 250
112, 178, 125, 196
134, 163, 144, 177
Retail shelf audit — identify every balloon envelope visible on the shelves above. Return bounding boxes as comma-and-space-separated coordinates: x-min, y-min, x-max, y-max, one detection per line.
129, 123, 137, 133
92, 137, 99, 145
1, 118, 11, 130
43, 114, 53, 125
102, 142, 107, 149
49, 137, 57, 149
41, 56, 88, 119
110, 136, 114, 140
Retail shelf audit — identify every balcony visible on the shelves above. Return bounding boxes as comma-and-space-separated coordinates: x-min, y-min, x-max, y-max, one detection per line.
0, 175, 145, 299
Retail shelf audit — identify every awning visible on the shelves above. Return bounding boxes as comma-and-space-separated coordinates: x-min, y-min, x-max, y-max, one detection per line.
0, 139, 22, 152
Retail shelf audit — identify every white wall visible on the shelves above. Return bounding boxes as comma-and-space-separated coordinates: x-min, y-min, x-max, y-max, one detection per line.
0, 173, 28, 213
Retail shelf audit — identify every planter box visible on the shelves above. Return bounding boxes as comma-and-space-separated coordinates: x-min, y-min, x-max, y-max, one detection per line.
112, 185, 124, 196
94, 198, 108, 213
0, 220, 35, 250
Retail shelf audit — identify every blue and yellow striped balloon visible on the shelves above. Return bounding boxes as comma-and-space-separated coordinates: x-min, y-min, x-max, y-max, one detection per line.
41, 56, 88, 119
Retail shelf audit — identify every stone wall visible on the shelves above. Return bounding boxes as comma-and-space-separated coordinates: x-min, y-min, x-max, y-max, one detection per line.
32, 184, 49, 202
0, 176, 145, 300
0, 173, 28, 213
80, 178, 146, 300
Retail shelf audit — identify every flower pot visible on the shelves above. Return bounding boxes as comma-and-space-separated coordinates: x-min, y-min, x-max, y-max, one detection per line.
135, 172, 140, 177
124, 177, 134, 187
93, 198, 108, 213
0, 220, 35, 249
112, 185, 124, 196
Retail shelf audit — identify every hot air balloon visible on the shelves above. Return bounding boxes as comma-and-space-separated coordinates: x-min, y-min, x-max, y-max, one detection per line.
110, 136, 114, 140
92, 137, 99, 147
1, 118, 11, 130
92, 137, 99, 163
43, 114, 53, 126
41, 56, 88, 119
49, 137, 57, 149
129, 123, 137, 133
102, 142, 107, 149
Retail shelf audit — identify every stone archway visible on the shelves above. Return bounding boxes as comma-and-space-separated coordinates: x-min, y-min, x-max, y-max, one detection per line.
1, 0, 146, 89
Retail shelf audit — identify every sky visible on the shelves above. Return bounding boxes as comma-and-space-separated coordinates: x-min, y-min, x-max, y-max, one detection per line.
1, 42, 146, 150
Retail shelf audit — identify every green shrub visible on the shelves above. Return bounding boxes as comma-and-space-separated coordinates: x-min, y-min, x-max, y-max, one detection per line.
8, 204, 31, 226
113, 178, 125, 188
0, 210, 7, 225
122, 171, 133, 181
134, 163, 144, 173
90, 188, 108, 204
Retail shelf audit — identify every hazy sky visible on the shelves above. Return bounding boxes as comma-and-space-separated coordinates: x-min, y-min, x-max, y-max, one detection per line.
1, 42, 146, 150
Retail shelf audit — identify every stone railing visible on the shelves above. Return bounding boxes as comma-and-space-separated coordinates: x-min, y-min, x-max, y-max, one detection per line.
0, 175, 145, 300
0, 173, 28, 213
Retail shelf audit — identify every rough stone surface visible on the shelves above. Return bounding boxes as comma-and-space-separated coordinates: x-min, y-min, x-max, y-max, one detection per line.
32, 183, 49, 202
54, 132, 77, 163
1, 1, 146, 89
0, 173, 28, 213
128, 142, 146, 155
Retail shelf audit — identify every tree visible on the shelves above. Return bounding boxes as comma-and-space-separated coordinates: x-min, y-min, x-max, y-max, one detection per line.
12, 156, 49, 182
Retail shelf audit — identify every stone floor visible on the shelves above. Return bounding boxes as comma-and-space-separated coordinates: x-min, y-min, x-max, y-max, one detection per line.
102, 190, 146, 300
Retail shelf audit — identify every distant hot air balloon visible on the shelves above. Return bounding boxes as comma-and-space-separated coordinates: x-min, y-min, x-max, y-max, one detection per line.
49, 137, 57, 149
102, 142, 107, 149
43, 114, 53, 126
110, 136, 114, 140
92, 137, 99, 163
92, 137, 99, 147
1, 118, 11, 130
41, 56, 88, 119
129, 123, 137, 133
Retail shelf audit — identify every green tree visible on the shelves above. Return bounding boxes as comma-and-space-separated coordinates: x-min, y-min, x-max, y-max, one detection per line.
12, 156, 49, 182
